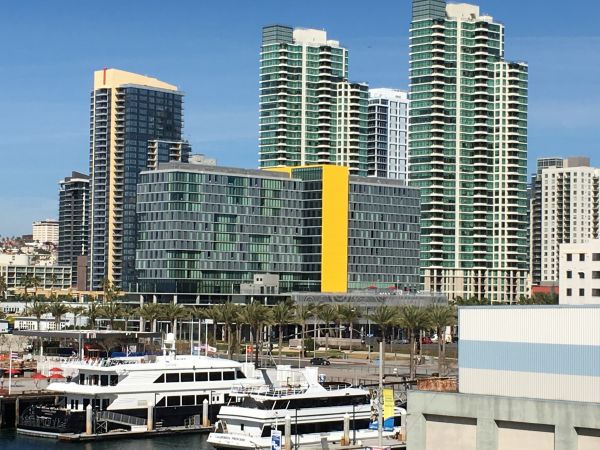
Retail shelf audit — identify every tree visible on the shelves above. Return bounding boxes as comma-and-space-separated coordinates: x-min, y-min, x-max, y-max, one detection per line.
100, 301, 124, 330
427, 305, 457, 376
160, 303, 190, 336
86, 302, 102, 330
121, 306, 135, 332
397, 306, 431, 379
317, 305, 338, 351
271, 300, 295, 364
337, 304, 362, 351
27, 301, 48, 332
70, 305, 86, 330
368, 304, 398, 343
0, 277, 7, 300
214, 303, 241, 359
239, 302, 272, 368
295, 303, 316, 358
20, 275, 41, 310
138, 303, 162, 332
47, 300, 69, 330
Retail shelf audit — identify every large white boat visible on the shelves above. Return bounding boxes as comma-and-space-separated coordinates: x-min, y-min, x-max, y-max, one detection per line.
207, 367, 406, 450
18, 335, 263, 436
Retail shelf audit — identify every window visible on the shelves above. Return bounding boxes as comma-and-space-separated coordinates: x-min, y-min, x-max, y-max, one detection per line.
593, 289, 600, 297
566, 271, 572, 279
182, 395, 195, 406
167, 396, 181, 407
593, 271, 600, 279
567, 254, 572, 261
579, 272, 585, 279
166, 373, 179, 383
223, 371, 235, 381
154, 374, 165, 383
594, 254, 600, 262
580, 254, 586, 262
566, 289, 572, 297
236, 370, 246, 379
195, 372, 208, 382
209, 372, 222, 381
196, 395, 209, 404
579, 288, 585, 296
181, 373, 194, 382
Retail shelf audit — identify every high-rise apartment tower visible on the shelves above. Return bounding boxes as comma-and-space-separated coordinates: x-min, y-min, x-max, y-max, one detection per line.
368, 88, 409, 180
58, 171, 90, 290
89, 69, 186, 290
409, 1, 529, 302
259, 26, 368, 175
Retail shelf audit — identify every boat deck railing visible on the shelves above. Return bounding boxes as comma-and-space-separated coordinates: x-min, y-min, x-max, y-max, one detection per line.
231, 382, 353, 398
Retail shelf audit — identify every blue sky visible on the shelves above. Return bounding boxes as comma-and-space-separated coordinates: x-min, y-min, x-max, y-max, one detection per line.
1, 0, 599, 236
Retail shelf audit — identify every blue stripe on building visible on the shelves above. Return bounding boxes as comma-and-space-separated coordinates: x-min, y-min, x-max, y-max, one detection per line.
460, 340, 600, 377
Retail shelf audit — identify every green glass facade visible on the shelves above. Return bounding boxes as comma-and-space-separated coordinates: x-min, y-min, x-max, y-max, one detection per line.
259, 25, 368, 176
409, 1, 529, 303
135, 163, 420, 294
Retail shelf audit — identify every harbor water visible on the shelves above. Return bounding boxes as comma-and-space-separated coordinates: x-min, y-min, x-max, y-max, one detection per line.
0, 429, 215, 450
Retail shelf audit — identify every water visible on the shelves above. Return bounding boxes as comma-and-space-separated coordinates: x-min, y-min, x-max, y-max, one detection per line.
0, 429, 214, 450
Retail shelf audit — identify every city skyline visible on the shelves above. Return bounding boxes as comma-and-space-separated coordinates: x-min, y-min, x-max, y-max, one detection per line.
1, 0, 600, 235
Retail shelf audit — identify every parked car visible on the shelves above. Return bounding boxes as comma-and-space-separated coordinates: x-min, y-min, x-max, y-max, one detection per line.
392, 338, 409, 345
310, 357, 331, 366
421, 336, 433, 345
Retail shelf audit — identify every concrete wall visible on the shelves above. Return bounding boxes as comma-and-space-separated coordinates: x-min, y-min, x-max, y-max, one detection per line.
407, 390, 600, 450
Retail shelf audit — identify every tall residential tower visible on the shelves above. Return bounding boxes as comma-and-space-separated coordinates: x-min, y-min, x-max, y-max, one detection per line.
367, 88, 409, 180
259, 26, 368, 175
58, 171, 90, 290
89, 69, 186, 290
409, 1, 529, 302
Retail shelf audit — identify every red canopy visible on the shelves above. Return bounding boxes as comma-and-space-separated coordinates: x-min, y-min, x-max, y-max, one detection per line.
49, 367, 63, 372
48, 373, 65, 379
32, 373, 47, 380
4, 368, 21, 374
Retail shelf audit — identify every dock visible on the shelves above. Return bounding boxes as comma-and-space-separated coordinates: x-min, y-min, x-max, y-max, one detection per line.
18, 425, 214, 441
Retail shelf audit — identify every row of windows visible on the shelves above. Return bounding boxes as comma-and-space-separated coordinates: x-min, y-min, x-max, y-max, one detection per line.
153, 370, 244, 384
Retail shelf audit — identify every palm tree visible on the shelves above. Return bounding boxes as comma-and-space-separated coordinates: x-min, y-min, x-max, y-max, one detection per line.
0, 277, 7, 300
337, 304, 362, 351
160, 303, 190, 336
20, 275, 41, 310
47, 301, 69, 330
271, 300, 295, 364
138, 303, 162, 332
99, 300, 124, 330
427, 305, 457, 376
317, 305, 338, 351
214, 303, 241, 359
239, 302, 272, 368
121, 306, 135, 332
70, 305, 86, 330
295, 303, 316, 358
368, 304, 398, 343
101, 278, 121, 303
397, 306, 431, 379
27, 301, 48, 332
86, 302, 102, 330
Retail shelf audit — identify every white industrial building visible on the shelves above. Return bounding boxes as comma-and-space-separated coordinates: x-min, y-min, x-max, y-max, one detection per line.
407, 305, 600, 450
559, 240, 600, 304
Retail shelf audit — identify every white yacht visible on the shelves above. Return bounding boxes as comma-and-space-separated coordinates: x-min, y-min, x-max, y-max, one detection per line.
18, 334, 263, 436
207, 367, 406, 449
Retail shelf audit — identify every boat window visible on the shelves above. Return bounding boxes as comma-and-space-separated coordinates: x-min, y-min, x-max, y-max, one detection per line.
209, 372, 221, 381
235, 370, 246, 379
182, 395, 195, 406
167, 396, 181, 407
83, 398, 90, 409
166, 373, 180, 383
154, 374, 165, 383
196, 395, 209, 404
261, 425, 272, 437
100, 375, 109, 386
109, 375, 118, 386
101, 399, 109, 410
181, 373, 194, 382
156, 397, 166, 407
223, 371, 234, 381
79, 374, 85, 384
195, 372, 208, 382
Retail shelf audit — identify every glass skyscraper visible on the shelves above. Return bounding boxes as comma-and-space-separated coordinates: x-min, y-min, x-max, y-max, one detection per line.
409, 1, 529, 303
259, 25, 368, 176
89, 69, 186, 290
